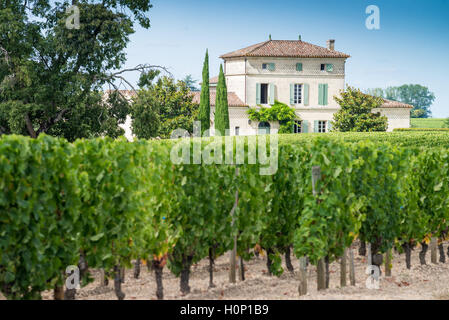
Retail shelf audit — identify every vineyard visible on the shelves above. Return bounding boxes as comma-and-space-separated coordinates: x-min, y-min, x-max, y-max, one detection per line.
1, 132, 449, 300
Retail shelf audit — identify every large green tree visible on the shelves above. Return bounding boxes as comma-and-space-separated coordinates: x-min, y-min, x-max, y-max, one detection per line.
0, 0, 156, 141
131, 75, 198, 139
333, 86, 388, 132
214, 64, 229, 136
182, 74, 199, 92
198, 50, 210, 135
366, 84, 435, 118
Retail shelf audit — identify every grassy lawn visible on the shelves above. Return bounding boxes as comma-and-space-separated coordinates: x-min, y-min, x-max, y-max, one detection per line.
411, 118, 447, 128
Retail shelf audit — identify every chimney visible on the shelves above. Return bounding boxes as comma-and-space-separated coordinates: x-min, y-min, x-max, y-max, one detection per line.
298, 35, 302, 41
327, 39, 335, 50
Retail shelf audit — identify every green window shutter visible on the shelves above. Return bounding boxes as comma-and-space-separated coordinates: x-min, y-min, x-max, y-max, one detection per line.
256, 83, 261, 105
303, 83, 309, 106
302, 120, 308, 133
290, 84, 295, 105
323, 84, 328, 105
269, 83, 275, 105
314, 120, 319, 133
327, 121, 332, 132
296, 63, 303, 71
318, 84, 323, 105
326, 64, 334, 72
268, 63, 275, 71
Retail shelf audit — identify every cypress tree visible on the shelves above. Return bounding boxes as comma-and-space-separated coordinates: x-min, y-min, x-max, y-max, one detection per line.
198, 49, 210, 136
214, 64, 230, 136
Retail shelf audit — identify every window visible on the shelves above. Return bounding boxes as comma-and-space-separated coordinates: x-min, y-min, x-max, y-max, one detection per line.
318, 121, 327, 133
260, 83, 268, 104
293, 84, 302, 104
321, 64, 334, 72
293, 120, 302, 133
235, 127, 240, 136
296, 63, 303, 71
262, 63, 275, 71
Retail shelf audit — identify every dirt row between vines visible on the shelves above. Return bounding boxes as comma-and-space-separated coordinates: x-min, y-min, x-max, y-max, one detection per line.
3, 242, 449, 300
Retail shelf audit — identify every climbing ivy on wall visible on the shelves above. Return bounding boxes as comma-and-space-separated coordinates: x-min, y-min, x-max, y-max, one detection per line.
247, 101, 298, 133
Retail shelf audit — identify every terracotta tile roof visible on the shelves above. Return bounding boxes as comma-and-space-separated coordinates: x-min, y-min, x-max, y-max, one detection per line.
191, 91, 247, 107
220, 40, 350, 59
380, 99, 414, 109
200, 76, 219, 86
209, 76, 219, 84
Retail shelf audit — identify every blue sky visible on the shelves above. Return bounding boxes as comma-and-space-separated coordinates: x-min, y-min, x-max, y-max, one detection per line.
123, 0, 449, 117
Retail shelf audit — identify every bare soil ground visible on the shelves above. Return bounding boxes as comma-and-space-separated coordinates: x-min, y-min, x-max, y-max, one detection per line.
33, 242, 449, 300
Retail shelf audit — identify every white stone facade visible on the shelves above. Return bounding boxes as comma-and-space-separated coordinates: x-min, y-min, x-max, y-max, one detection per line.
219, 43, 411, 135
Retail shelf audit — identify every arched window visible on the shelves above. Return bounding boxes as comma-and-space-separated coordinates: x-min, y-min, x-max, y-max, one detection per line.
258, 122, 271, 135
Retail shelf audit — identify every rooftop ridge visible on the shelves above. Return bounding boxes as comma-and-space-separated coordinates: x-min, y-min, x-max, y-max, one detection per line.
220, 39, 350, 59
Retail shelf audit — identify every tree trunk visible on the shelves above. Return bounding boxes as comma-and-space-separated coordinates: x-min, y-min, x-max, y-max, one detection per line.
285, 246, 294, 274
120, 267, 125, 283
349, 249, 356, 286
438, 243, 445, 263
114, 265, 125, 300
385, 249, 392, 277
153, 260, 164, 300
208, 247, 215, 288
54, 285, 64, 300
359, 240, 366, 256
266, 248, 274, 276
134, 259, 141, 279
298, 257, 308, 296
431, 237, 437, 264
403, 243, 412, 269
229, 236, 237, 283
239, 256, 245, 281
180, 256, 193, 295
340, 249, 347, 288
1, 283, 12, 299
419, 242, 428, 265
79, 251, 88, 277
65, 252, 87, 300
370, 241, 383, 275
324, 256, 330, 289
317, 258, 326, 290
64, 287, 76, 300
447, 244, 449, 260
367, 243, 372, 265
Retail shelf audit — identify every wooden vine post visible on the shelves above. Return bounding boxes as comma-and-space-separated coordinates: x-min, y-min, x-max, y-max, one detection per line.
317, 259, 326, 290
229, 166, 239, 283
340, 248, 347, 287
385, 249, 392, 277
298, 257, 308, 296
367, 243, 372, 266
311, 166, 326, 291
349, 248, 356, 286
